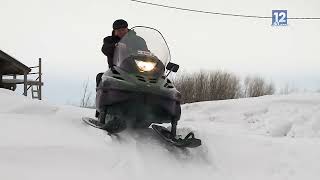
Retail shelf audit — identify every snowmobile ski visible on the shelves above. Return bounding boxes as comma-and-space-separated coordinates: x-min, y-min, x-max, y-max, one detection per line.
82, 117, 108, 130
151, 124, 201, 148
82, 117, 126, 134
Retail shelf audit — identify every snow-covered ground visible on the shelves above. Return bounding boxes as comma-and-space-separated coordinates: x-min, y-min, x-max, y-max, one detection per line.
1, 88, 320, 180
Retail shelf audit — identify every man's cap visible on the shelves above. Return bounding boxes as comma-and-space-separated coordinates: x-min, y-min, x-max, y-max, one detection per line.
113, 19, 128, 30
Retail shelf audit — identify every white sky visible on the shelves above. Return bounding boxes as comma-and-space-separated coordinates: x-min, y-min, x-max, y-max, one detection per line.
0, 0, 319, 104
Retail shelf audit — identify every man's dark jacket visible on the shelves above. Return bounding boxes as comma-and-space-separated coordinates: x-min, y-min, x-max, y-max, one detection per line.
101, 31, 120, 68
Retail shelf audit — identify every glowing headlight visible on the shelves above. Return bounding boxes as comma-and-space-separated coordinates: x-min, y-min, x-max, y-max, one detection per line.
135, 60, 156, 72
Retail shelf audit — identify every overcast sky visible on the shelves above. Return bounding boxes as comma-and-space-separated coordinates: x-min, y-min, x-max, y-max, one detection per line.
1, 0, 319, 105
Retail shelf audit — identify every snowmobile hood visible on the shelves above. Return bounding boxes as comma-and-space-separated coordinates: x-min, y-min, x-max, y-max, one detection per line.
112, 26, 171, 76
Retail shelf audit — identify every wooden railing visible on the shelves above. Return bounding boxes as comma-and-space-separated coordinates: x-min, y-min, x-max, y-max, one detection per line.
26, 58, 42, 99
1, 58, 43, 100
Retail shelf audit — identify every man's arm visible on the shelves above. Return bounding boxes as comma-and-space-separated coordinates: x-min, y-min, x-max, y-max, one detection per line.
101, 36, 116, 68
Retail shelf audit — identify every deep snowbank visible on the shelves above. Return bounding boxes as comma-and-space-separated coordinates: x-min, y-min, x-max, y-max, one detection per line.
182, 93, 320, 137
1, 88, 320, 180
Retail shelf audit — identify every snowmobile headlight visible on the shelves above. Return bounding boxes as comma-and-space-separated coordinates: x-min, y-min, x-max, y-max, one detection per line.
135, 60, 157, 72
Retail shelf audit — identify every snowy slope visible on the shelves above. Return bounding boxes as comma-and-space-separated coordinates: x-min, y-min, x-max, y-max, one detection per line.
1, 88, 320, 180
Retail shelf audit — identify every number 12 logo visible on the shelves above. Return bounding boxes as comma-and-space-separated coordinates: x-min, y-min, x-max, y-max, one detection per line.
272, 10, 287, 26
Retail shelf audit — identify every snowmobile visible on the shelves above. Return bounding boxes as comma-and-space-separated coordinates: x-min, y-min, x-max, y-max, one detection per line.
83, 26, 201, 148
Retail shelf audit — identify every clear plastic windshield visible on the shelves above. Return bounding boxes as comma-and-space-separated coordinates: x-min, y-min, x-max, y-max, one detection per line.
113, 26, 171, 68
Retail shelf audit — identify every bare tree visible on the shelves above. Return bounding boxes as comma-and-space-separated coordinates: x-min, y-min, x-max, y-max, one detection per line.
265, 82, 275, 95
280, 83, 290, 95
80, 79, 93, 108
173, 72, 196, 103
279, 83, 298, 95
207, 70, 241, 100
194, 70, 209, 102
173, 70, 241, 103
244, 76, 275, 97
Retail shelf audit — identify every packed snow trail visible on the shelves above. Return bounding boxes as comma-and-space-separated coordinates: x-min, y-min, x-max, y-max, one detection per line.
1, 88, 320, 180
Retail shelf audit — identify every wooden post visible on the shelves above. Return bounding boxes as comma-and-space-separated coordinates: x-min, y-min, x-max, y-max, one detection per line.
38, 58, 42, 100
23, 72, 27, 96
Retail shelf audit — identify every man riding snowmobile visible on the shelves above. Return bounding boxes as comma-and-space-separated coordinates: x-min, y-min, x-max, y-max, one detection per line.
97, 19, 129, 89
85, 23, 201, 148
96, 19, 148, 119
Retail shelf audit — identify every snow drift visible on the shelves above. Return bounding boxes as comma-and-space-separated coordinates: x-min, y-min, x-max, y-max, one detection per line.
1, 88, 320, 180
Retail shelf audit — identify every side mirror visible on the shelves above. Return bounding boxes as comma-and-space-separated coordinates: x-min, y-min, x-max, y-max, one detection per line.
166, 62, 179, 72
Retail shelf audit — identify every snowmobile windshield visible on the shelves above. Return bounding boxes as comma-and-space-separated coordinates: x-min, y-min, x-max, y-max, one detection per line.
113, 26, 171, 74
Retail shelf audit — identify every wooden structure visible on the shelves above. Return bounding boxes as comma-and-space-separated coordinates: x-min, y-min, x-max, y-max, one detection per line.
0, 49, 43, 100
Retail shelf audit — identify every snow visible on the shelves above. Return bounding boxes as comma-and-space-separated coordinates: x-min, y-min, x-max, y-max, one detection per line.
1, 88, 320, 180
